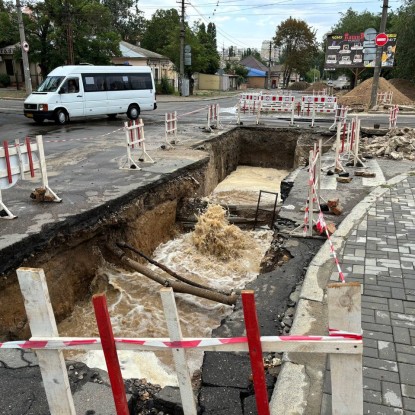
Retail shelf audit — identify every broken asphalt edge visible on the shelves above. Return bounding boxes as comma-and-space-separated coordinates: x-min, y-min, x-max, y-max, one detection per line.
269, 172, 410, 415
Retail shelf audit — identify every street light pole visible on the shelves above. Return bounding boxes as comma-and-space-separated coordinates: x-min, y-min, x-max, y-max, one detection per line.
179, 0, 185, 95
267, 41, 272, 89
369, 0, 389, 108
16, 0, 32, 94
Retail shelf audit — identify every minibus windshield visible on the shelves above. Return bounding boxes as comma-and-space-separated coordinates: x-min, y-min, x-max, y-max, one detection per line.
37, 76, 65, 92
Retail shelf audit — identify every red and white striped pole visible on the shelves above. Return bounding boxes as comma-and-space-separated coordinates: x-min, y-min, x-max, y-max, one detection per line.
92, 294, 129, 415
241, 290, 271, 415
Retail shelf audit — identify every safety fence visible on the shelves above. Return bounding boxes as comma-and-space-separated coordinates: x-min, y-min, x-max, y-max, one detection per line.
207, 103, 222, 132
120, 119, 154, 170
330, 106, 349, 131
165, 111, 178, 147
389, 104, 399, 128
376, 91, 393, 106
237, 92, 339, 126
1, 267, 363, 415
0, 136, 61, 219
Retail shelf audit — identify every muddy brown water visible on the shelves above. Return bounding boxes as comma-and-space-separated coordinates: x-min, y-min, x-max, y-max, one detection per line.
0, 126, 328, 384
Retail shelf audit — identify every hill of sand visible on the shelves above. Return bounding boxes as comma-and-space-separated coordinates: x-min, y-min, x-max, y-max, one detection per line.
338, 77, 413, 109
388, 78, 415, 102
305, 82, 328, 92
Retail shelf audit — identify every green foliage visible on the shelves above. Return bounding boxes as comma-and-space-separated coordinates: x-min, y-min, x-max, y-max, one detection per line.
273, 17, 317, 87
224, 62, 248, 86
330, 8, 382, 34
0, 1, 18, 48
156, 77, 174, 95
305, 68, 320, 83
0, 73, 11, 87
390, 1, 415, 81
24, 0, 121, 76
241, 48, 265, 64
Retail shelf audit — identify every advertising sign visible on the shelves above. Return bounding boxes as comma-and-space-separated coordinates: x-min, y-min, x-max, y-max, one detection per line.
324, 32, 397, 69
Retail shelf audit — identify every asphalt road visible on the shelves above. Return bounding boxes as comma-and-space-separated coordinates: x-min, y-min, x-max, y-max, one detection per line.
0, 96, 414, 149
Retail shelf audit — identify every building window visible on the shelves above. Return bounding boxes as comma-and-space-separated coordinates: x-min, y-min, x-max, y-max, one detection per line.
5, 60, 14, 76
154, 68, 159, 81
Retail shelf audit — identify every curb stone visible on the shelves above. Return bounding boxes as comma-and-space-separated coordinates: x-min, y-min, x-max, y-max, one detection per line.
269, 172, 410, 415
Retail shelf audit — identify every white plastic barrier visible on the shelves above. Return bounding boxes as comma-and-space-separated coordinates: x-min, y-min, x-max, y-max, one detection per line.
0, 136, 61, 219
121, 119, 154, 170
330, 106, 349, 131
389, 105, 399, 128
301, 95, 338, 116
377, 91, 393, 106
237, 99, 261, 125
207, 104, 222, 131
260, 95, 295, 113
165, 111, 178, 147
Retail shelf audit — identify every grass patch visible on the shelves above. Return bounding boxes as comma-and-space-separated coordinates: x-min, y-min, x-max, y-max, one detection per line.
0, 89, 28, 99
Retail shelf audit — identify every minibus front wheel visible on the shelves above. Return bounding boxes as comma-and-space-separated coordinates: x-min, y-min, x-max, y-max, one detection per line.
55, 109, 69, 125
127, 104, 140, 120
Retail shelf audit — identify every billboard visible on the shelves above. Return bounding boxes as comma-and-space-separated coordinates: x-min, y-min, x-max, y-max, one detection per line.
324, 32, 397, 69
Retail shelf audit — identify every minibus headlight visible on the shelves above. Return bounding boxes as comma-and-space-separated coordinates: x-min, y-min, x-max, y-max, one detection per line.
39, 104, 48, 111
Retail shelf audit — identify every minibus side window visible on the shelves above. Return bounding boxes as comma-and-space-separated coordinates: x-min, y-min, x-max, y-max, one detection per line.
130, 74, 152, 90
82, 74, 106, 92
107, 75, 128, 91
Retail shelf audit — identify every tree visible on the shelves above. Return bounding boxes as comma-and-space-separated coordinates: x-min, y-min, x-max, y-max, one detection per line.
273, 17, 317, 87
196, 22, 220, 74
140, 9, 181, 53
330, 8, 381, 34
224, 62, 248, 86
24, 0, 121, 76
241, 48, 265, 64
101, 0, 145, 44
390, 1, 415, 81
0, 1, 18, 48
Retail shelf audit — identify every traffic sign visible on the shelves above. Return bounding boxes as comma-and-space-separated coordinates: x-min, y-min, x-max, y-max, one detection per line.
375, 33, 388, 47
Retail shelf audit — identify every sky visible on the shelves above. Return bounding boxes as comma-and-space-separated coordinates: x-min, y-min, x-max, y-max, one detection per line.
139, 0, 401, 51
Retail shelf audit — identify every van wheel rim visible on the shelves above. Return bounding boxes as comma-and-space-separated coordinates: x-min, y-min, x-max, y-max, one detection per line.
59, 112, 66, 123
130, 108, 138, 118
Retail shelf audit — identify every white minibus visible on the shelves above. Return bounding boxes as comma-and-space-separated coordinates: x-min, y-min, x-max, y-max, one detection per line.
24, 65, 157, 124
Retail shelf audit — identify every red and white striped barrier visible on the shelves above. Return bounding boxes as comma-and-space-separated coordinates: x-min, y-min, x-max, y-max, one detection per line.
237, 99, 261, 125
165, 111, 178, 147
377, 91, 393, 106
0, 136, 61, 219
120, 119, 154, 170
11, 267, 362, 415
330, 105, 349, 131
389, 105, 399, 128
301, 95, 337, 127
207, 103, 222, 131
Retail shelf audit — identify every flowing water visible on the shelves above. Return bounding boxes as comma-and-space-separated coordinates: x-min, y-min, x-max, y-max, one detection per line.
58, 166, 289, 387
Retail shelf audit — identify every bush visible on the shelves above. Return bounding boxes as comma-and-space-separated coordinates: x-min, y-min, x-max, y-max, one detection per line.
0, 74, 11, 88
156, 77, 174, 95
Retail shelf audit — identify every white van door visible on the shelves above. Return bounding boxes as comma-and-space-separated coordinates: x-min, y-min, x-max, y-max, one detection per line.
82, 74, 108, 116
59, 77, 84, 117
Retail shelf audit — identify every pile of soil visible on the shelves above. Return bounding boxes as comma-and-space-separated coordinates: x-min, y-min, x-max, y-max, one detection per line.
338, 77, 413, 109
305, 82, 328, 92
362, 127, 415, 161
288, 81, 309, 90
388, 78, 415, 101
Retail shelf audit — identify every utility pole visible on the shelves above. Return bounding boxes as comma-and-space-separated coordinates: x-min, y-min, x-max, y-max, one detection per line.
16, 0, 32, 94
369, 0, 389, 108
65, 0, 74, 65
267, 41, 272, 89
179, 0, 185, 95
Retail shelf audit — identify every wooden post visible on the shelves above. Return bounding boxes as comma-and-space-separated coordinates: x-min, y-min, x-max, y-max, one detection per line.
92, 294, 130, 415
160, 287, 197, 415
16, 267, 76, 415
308, 149, 314, 236
328, 282, 363, 415
241, 290, 270, 415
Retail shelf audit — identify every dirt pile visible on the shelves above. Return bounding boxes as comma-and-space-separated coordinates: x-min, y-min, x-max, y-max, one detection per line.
388, 78, 415, 101
305, 82, 328, 92
338, 77, 413, 109
288, 81, 309, 90
362, 127, 415, 160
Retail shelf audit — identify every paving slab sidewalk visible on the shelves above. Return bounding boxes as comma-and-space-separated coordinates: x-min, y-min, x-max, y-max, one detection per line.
271, 172, 415, 415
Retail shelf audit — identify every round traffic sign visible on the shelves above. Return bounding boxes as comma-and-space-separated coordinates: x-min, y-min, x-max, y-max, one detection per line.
375, 33, 388, 47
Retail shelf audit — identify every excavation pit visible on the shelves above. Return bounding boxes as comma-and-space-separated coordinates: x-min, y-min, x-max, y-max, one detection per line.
0, 125, 328, 410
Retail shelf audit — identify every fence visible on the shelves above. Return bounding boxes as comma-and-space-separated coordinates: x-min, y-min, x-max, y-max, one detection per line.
0, 136, 61, 219
120, 119, 154, 170
0, 267, 363, 415
389, 105, 399, 128
376, 91, 393, 106
165, 111, 178, 147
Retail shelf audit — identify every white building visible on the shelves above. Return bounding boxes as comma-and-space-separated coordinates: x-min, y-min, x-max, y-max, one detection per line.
260, 40, 280, 64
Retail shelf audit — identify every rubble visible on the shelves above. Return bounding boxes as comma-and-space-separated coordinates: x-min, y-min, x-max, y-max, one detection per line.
361, 127, 415, 161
